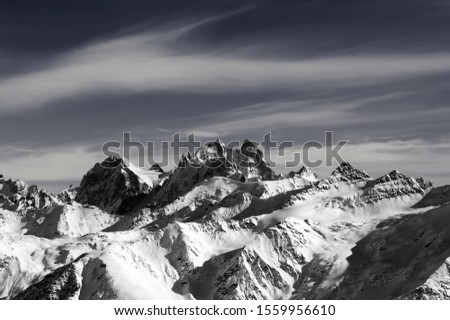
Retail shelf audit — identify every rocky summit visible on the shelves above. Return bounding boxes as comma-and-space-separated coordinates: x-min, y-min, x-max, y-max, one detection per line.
0, 142, 448, 300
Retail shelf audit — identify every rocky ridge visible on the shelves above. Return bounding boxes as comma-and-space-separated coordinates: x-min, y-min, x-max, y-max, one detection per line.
0, 140, 448, 300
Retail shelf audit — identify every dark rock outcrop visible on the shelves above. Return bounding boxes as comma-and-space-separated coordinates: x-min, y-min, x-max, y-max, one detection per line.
75, 156, 150, 214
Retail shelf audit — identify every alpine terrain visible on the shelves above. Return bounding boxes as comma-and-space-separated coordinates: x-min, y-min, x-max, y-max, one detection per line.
1, 140, 449, 300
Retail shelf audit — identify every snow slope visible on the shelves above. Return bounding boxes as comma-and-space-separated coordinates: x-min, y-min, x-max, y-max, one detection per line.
1, 156, 449, 300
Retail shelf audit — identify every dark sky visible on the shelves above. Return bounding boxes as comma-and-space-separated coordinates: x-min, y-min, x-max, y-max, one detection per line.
1, 0, 450, 191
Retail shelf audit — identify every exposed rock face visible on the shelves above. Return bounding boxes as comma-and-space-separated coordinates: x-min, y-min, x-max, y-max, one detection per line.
184, 219, 326, 300
0, 178, 55, 212
2, 150, 450, 301
189, 247, 291, 300
288, 166, 319, 181
25, 185, 54, 210
55, 186, 77, 204
13, 254, 88, 300
10, 252, 126, 300
149, 140, 277, 206
362, 170, 431, 205
331, 204, 450, 300
149, 164, 165, 174
329, 162, 371, 182
416, 177, 434, 190
75, 156, 150, 214
190, 139, 276, 181
1, 179, 28, 196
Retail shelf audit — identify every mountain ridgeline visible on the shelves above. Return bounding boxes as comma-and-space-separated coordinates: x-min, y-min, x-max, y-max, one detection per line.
1, 139, 449, 300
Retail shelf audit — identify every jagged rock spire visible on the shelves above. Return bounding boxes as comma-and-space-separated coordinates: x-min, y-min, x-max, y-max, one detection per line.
331, 162, 370, 182
288, 166, 319, 181
101, 155, 124, 168
76, 156, 150, 214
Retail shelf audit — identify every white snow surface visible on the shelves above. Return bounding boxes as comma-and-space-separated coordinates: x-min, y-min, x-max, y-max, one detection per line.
1, 162, 449, 300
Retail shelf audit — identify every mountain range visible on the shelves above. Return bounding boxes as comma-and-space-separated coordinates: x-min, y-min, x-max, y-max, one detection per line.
1, 140, 449, 300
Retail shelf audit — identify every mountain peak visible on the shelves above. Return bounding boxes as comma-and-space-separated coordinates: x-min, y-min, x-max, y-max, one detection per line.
288, 166, 318, 181
149, 164, 164, 174
338, 161, 355, 170
375, 171, 432, 191
101, 155, 124, 168
0, 178, 28, 196
75, 157, 150, 214
174, 139, 275, 181
380, 170, 406, 182
298, 165, 314, 175
416, 177, 433, 190
376, 170, 427, 185
194, 140, 227, 163
331, 162, 370, 181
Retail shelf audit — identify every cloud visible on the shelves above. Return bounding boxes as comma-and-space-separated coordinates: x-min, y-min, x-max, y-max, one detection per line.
0, 145, 100, 183
270, 138, 450, 186
2, 17, 450, 112
175, 92, 441, 138
1, 8, 450, 191
334, 139, 450, 186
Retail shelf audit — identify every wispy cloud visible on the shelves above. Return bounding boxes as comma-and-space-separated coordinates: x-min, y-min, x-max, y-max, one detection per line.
2, 16, 450, 112
175, 92, 441, 138
0, 145, 99, 184
269, 138, 450, 186
1, 6, 450, 191
333, 138, 450, 185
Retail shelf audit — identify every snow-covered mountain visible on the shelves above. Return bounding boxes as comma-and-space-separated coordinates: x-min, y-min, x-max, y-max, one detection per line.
1, 141, 449, 300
